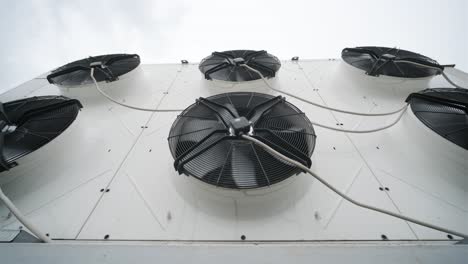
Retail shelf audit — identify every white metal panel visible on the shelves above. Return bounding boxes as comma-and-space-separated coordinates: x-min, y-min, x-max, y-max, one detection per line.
0, 65, 181, 239
1, 59, 467, 243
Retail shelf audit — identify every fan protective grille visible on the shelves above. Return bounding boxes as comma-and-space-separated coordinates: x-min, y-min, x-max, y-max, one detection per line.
342, 46, 442, 78
168, 92, 316, 189
47, 54, 140, 86
1, 96, 82, 171
407, 88, 468, 150
199, 50, 281, 82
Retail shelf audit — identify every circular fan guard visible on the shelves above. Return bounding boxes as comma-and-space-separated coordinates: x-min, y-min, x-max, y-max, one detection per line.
0, 96, 82, 172
342, 46, 443, 78
199, 50, 281, 82
406, 88, 468, 150
168, 92, 316, 189
47, 54, 140, 86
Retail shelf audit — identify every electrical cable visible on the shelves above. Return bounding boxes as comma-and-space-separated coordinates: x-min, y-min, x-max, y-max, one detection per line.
90, 67, 183, 112
241, 64, 409, 134
393, 60, 467, 89
242, 134, 468, 240
240, 64, 408, 117
0, 186, 52, 243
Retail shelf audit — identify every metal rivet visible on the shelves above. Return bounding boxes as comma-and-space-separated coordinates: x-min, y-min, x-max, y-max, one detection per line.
447, 234, 453, 240
385, 187, 390, 191
314, 211, 321, 220
106, 189, 110, 192
379, 187, 384, 191
100, 189, 105, 192
104, 234, 110, 239
381, 234, 388, 240
241, 235, 246, 240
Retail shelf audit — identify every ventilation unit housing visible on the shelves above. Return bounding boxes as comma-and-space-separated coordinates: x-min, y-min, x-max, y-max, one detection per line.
199, 50, 281, 82
342, 46, 444, 78
0, 96, 82, 172
47, 54, 140, 86
168, 92, 316, 189
406, 88, 468, 150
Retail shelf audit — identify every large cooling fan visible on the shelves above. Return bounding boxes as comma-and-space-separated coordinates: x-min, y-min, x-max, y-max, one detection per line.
168, 92, 316, 189
199, 50, 281, 82
47, 54, 140, 86
0, 96, 82, 172
406, 88, 468, 150
342, 46, 444, 78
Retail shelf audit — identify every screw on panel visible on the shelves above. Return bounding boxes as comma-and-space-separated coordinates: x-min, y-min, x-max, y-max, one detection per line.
314, 211, 321, 221
107, 149, 111, 152
241, 235, 246, 241
105, 189, 110, 192
291, 56, 299, 61
167, 211, 172, 221
379, 187, 384, 191
141, 126, 148, 129
181, 60, 188, 64
447, 234, 454, 240
381, 234, 388, 240
163, 91, 169, 94
333, 147, 336, 150
104, 234, 110, 239
46, 233, 50, 237
384, 187, 390, 191
376, 146, 380, 149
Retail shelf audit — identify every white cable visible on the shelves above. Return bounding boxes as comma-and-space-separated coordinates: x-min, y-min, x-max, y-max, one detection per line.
241, 64, 409, 134
242, 134, 468, 239
0, 186, 52, 243
393, 60, 467, 89
311, 104, 408, 134
240, 64, 408, 116
90, 68, 183, 112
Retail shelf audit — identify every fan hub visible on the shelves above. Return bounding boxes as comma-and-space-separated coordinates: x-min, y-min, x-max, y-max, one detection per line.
381, 53, 397, 60
229, 117, 253, 136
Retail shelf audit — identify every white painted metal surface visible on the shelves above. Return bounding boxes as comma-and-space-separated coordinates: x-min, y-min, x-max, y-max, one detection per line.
0, 59, 467, 246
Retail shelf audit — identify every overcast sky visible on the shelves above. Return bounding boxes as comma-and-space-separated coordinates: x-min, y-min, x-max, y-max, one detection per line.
1, 0, 467, 93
